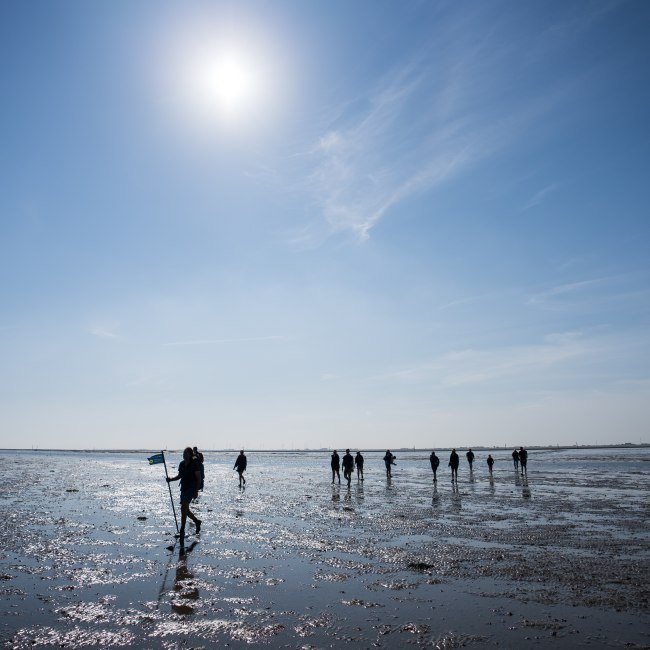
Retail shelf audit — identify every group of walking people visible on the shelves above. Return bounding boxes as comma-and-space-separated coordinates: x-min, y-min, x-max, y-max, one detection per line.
165, 446, 529, 540
430, 447, 529, 482
330, 449, 366, 485
329, 448, 529, 485
329, 449, 402, 485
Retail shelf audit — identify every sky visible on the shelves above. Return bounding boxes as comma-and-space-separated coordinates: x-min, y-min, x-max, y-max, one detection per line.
1, 1, 649, 450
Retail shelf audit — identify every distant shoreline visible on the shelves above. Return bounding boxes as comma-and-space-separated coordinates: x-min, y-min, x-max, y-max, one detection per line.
2, 444, 648, 454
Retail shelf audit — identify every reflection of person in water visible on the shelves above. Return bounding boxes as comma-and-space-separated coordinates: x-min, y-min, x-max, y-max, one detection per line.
166, 447, 202, 541
172, 541, 199, 614
233, 450, 247, 487
429, 451, 440, 482
512, 449, 519, 470
487, 454, 494, 474
355, 451, 364, 480
331, 450, 341, 484
383, 450, 396, 477
466, 448, 475, 470
519, 447, 528, 475
449, 449, 460, 481
342, 449, 354, 487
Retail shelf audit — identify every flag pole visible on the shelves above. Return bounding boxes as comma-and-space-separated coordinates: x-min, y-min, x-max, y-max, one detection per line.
162, 451, 179, 534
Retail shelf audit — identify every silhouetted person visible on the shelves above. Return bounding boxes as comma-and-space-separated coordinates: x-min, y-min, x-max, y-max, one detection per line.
519, 447, 528, 475
355, 451, 364, 480
449, 449, 459, 481
233, 450, 247, 487
429, 451, 440, 482
331, 450, 341, 484
512, 449, 519, 470
383, 450, 396, 477
193, 446, 205, 491
487, 454, 494, 474
342, 449, 354, 486
466, 448, 475, 470
167, 447, 202, 541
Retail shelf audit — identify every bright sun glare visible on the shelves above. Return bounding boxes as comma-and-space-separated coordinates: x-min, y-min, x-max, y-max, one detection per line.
193, 50, 258, 116
175, 37, 279, 131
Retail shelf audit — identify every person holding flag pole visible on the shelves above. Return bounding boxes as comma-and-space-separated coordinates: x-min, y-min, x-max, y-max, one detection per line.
148, 451, 180, 535
165, 447, 203, 542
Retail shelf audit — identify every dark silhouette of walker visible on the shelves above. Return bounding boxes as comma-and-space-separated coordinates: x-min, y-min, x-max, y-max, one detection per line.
449, 449, 460, 481
355, 451, 364, 480
519, 447, 528, 475
331, 450, 341, 484
383, 450, 396, 477
342, 449, 354, 486
233, 450, 247, 487
429, 451, 440, 482
512, 449, 519, 470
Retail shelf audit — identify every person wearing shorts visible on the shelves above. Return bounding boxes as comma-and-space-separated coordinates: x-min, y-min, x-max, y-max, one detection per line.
167, 447, 202, 540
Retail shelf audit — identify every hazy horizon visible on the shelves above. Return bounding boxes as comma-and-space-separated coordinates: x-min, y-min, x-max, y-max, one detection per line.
1, 1, 649, 450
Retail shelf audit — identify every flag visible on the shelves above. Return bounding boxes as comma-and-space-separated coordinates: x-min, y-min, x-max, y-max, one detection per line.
148, 452, 165, 465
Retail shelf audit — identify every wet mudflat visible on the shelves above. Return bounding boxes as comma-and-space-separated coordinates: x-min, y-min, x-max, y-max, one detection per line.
0, 447, 648, 648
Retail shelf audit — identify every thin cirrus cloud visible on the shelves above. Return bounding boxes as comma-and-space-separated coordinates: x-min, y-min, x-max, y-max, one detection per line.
386, 331, 594, 387
90, 326, 120, 339
303, 34, 574, 241
526, 275, 648, 311
522, 182, 561, 211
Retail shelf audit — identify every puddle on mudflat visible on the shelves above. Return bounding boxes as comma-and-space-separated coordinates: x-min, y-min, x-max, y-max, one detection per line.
0, 448, 648, 647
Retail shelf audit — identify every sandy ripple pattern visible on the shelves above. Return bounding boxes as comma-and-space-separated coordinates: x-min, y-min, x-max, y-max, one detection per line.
0, 447, 649, 648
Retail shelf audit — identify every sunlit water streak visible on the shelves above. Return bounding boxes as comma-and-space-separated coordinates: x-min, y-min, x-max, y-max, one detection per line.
0, 448, 648, 647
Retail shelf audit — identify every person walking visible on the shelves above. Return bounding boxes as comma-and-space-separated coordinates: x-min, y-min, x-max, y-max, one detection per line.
342, 449, 354, 487
429, 450, 440, 482
355, 451, 364, 480
466, 448, 475, 471
193, 446, 205, 491
512, 449, 519, 470
233, 450, 247, 487
166, 447, 202, 541
449, 448, 460, 482
519, 447, 528, 475
383, 450, 396, 477
331, 450, 341, 484
487, 454, 494, 474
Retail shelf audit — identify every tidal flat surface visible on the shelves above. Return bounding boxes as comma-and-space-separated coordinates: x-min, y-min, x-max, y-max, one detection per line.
0, 448, 648, 648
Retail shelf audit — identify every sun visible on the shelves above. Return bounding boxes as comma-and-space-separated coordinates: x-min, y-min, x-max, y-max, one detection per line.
191, 48, 259, 118
170, 36, 282, 132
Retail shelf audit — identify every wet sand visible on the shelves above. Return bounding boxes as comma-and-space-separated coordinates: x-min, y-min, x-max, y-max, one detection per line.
1, 448, 648, 648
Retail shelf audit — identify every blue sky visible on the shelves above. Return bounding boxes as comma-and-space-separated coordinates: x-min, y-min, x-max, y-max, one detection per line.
1, 1, 648, 450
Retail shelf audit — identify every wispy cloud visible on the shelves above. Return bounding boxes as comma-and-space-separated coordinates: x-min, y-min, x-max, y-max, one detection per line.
527, 278, 608, 306
293, 0, 621, 244
164, 336, 285, 347
527, 274, 649, 311
385, 331, 595, 387
522, 182, 561, 210
302, 18, 579, 241
90, 326, 120, 339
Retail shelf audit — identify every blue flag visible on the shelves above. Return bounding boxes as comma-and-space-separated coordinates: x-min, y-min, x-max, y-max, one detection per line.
148, 452, 165, 465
